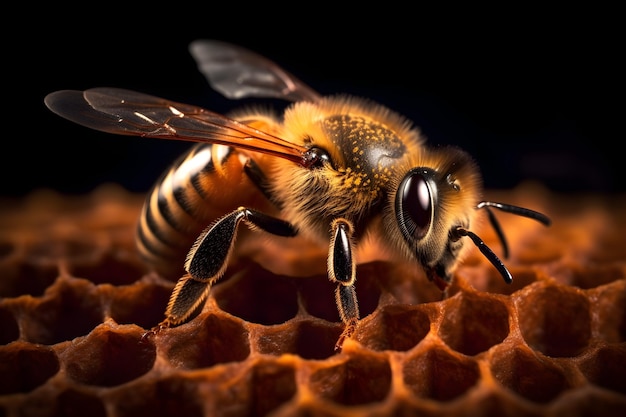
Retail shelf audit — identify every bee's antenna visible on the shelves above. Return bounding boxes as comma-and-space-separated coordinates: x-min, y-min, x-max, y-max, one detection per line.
455, 227, 513, 284
477, 201, 551, 225
482, 206, 509, 258
476, 201, 551, 259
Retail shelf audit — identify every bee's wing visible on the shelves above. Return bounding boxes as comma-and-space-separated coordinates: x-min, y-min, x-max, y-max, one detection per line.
44, 88, 314, 167
189, 39, 322, 103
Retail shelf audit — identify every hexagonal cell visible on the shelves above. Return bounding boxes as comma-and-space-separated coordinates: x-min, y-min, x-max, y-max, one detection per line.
0, 261, 59, 298
21, 277, 104, 345
248, 359, 297, 416
56, 388, 107, 417
490, 344, 571, 403
254, 318, 342, 359
548, 389, 626, 417
578, 344, 626, 394
310, 351, 392, 406
0, 342, 59, 395
64, 325, 156, 387
107, 282, 172, 330
213, 264, 299, 325
111, 374, 205, 417
297, 274, 342, 322
0, 305, 19, 344
373, 261, 442, 306
297, 262, 382, 322
68, 252, 147, 286
516, 282, 592, 357
548, 261, 626, 289
467, 265, 542, 296
357, 304, 431, 352
438, 291, 510, 356
403, 345, 480, 401
160, 312, 250, 369
171, 357, 297, 416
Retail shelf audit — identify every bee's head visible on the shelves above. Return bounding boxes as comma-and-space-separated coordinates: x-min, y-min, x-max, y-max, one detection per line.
387, 146, 551, 289
386, 147, 482, 287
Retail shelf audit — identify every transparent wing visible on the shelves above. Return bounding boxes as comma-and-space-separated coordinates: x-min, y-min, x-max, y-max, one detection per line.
189, 39, 322, 102
44, 87, 315, 167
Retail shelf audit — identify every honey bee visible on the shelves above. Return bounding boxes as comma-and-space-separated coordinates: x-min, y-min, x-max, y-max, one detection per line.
44, 40, 550, 351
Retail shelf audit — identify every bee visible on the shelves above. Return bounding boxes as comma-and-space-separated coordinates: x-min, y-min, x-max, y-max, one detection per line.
44, 40, 550, 351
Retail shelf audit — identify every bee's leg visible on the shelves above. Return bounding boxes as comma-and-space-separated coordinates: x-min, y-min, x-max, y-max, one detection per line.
328, 218, 359, 352
151, 207, 297, 334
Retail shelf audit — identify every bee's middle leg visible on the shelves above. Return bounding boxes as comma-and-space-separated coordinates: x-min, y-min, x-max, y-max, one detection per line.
328, 218, 359, 352
153, 207, 298, 332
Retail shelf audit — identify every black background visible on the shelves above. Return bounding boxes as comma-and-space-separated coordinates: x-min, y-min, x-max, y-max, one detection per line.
7, 6, 621, 199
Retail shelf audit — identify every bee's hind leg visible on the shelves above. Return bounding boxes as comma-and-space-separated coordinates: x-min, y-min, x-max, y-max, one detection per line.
147, 207, 298, 336
328, 218, 360, 352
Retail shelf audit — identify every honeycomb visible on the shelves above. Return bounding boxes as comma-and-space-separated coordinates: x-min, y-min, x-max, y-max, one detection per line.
1, 182, 625, 417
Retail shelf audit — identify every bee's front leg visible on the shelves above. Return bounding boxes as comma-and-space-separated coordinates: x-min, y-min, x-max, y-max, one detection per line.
146, 207, 297, 337
328, 218, 359, 352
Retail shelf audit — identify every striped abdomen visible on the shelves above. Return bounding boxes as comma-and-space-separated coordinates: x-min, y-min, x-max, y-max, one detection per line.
136, 143, 261, 279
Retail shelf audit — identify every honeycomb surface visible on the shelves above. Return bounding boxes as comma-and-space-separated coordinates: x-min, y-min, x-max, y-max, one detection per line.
0, 182, 625, 417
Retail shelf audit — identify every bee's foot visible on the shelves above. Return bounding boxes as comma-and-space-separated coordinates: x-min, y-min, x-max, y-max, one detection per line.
140, 320, 171, 343
334, 319, 358, 353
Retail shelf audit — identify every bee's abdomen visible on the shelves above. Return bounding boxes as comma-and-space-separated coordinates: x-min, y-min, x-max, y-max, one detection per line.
136, 143, 250, 279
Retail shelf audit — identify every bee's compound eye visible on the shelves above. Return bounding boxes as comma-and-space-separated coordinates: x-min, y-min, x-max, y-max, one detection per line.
397, 170, 434, 241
